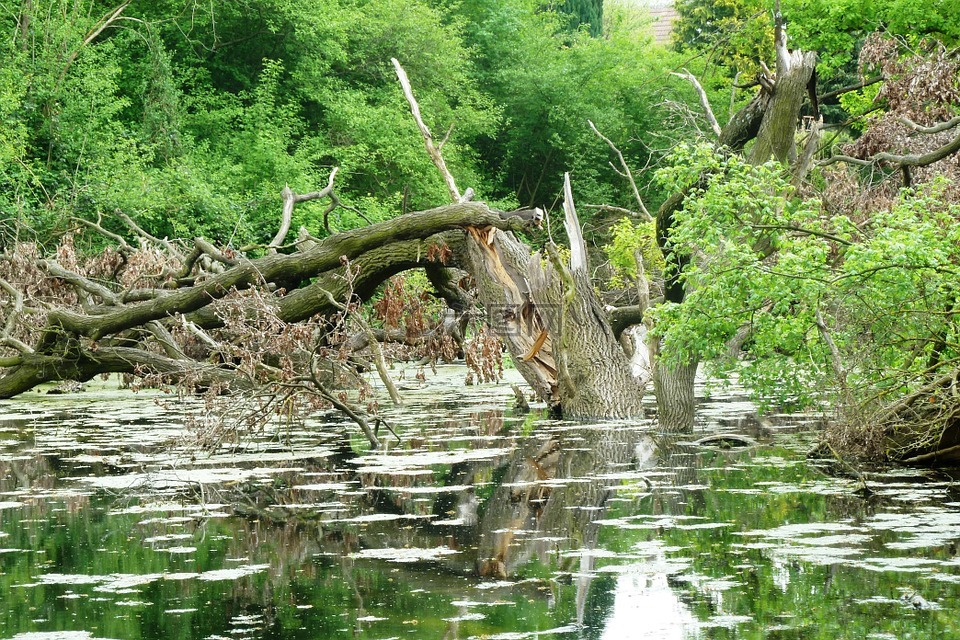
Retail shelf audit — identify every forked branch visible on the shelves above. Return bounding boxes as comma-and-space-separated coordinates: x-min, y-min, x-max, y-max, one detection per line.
392, 58, 461, 202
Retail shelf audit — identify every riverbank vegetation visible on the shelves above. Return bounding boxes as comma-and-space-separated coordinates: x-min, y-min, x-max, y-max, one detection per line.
2, 0, 960, 465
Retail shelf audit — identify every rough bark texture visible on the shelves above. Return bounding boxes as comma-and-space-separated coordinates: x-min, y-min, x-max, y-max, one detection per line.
527, 254, 645, 418
652, 360, 698, 433
461, 182, 646, 419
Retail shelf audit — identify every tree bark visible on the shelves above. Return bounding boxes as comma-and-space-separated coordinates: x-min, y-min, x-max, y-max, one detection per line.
460, 178, 646, 419
0, 204, 527, 399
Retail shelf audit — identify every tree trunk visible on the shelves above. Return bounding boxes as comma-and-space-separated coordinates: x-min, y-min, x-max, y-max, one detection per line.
652, 359, 698, 432
461, 176, 645, 418
651, 16, 817, 432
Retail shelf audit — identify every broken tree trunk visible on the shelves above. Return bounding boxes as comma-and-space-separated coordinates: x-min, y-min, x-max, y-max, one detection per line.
391, 59, 646, 419
457, 174, 645, 418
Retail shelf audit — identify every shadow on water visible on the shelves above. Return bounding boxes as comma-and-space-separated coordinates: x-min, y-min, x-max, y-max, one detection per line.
1, 366, 960, 639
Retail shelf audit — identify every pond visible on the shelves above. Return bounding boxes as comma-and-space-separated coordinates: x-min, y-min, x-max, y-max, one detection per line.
1, 365, 959, 639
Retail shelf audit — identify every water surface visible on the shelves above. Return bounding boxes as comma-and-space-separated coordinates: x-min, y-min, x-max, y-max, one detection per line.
1, 366, 959, 639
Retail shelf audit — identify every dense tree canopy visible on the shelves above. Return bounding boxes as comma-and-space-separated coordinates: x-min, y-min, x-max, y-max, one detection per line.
0, 0, 687, 250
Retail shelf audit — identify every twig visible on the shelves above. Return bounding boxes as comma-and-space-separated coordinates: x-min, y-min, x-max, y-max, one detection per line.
307, 356, 380, 449
374, 416, 402, 444
587, 120, 652, 220
825, 440, 873, 495
314, 281, 402, 407
117, 211, 183, 261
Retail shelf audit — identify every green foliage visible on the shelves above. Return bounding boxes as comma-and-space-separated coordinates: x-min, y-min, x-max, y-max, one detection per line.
673, 0, 772, 75
1, 0, 700, 250
560, 0, 604, 36
651, 145, 960, 412
458, 0, 689, 211
603, 217, 663, 288
672, 0, 960, 132
837, 82, 882, 132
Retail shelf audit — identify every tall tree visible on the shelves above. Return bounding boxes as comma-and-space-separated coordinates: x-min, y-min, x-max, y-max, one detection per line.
653, 3, 817, 430
561, 0, 604, 37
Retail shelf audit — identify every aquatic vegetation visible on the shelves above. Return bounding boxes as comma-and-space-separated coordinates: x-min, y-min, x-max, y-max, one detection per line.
1, 366, 959, 638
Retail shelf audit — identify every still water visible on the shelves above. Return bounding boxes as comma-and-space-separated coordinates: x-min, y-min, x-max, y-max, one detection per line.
1, 366, 959, 639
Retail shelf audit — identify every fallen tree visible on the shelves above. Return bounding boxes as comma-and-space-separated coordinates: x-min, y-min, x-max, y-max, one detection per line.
0, 182, 645, 441
4, 9, 960, 468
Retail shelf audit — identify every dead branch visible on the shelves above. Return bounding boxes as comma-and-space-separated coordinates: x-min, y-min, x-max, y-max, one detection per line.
0, 277, 31, 354
304, 357, 380, 449
562, 173, 588, 275
821, 127, 960, 169
587, 120, 652, 220
583, 204, 647, 218
313, 279, 403, 407
118, 210, 184, 261
56, 2, 130, 91
72, 215, 133, 254
818, 75, 882, 104
670, 69, 722, 138
42, 259, 120, 306
271, 168, 339, 252
392, 58, 461, 202
145, 320, 189, 360
792, 116, 823, 185
897, 115, 960, 135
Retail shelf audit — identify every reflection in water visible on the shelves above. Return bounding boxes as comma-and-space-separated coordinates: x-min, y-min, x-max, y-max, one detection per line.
1, 367, 960, 639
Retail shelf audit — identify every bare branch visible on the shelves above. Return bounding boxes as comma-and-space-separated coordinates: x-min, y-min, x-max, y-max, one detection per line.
821, 128, 960, 169
42, 259, 119, 306
181, 315, 220, 349
0, 277, 32, 354
728, 71, 742, 125
792, 116, 823, 186
670, 69, 722, 138
562, 173, 588, 275
271, 168, 339, 252
56, 2, 130, 90
587, 120, 652, 220
898, 115, 960, 135
392, 58, 461, 202
818, 75, 882, 103
306, 356, 380, 449
145, 321, 189, 360
583, 204, 647, 218
72, 214, 133, 253
312, 282, 402, 407
118, 211, 183, 261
